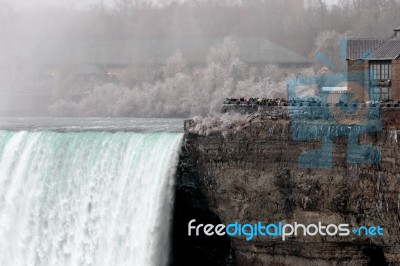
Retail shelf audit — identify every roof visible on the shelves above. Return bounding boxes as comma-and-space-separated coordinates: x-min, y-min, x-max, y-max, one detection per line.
368, 39, 400, 60
237, 38, 311, 64
3, 38, 311, 67
346, 38, 387, 60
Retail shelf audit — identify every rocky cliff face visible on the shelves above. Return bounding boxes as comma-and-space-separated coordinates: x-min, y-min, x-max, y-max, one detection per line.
173, 117, 400, 266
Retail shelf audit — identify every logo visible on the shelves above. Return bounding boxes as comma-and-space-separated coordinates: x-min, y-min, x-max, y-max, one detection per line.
286, 39, 382, 168
188, 219, 384, 241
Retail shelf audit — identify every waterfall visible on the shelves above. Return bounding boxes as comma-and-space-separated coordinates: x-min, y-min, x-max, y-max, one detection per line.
0, 130, 183, 266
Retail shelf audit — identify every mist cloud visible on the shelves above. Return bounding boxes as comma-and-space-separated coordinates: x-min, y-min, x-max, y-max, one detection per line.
0, 0, 398, 117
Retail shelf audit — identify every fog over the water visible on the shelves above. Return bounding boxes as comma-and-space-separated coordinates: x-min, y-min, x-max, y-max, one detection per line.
0, 0, 399, 117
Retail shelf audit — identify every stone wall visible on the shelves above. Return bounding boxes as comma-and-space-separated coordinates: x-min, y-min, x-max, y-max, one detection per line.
221, 104, 400, 127
221, 105, 289, 119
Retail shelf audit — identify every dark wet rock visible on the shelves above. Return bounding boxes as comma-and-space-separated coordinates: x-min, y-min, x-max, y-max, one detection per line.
173, 118, 400, 265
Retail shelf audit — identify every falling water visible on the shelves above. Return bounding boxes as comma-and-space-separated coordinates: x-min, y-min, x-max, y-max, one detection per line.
0, 130, 183, 266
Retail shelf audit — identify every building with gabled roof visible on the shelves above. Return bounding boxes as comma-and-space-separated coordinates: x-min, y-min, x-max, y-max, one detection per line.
346, 39, 387, 60
347, 26, 400, 101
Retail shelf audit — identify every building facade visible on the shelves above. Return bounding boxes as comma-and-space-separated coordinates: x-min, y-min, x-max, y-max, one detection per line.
347, 26, 400, 102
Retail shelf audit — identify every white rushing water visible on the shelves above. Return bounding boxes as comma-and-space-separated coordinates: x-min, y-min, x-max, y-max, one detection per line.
0, 130, 183, 266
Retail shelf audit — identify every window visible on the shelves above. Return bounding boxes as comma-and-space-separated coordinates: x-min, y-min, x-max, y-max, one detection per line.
369, 61, 392, 101
372, 87, 391, 101
369, 61, 392, 80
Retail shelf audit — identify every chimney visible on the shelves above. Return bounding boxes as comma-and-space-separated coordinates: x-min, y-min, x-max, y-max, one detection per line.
394, 25, 400, 38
